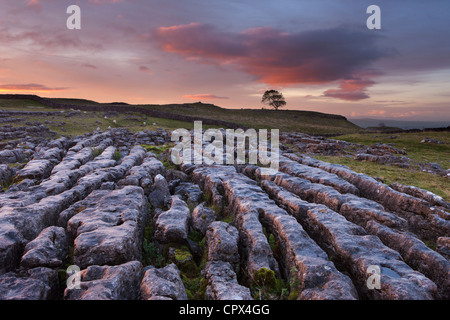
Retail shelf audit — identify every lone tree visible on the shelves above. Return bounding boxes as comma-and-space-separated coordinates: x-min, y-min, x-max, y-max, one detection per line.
261, 89, 286, 111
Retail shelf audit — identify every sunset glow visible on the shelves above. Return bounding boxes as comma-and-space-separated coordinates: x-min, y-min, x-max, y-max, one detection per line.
0, 1, 449, 121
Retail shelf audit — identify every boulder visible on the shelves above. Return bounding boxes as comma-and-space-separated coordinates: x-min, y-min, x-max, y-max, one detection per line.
149, 174, 171, 208
0, 164, 14, 186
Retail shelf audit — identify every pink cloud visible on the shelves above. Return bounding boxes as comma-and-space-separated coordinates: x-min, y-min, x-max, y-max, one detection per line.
368, 109, 387, 116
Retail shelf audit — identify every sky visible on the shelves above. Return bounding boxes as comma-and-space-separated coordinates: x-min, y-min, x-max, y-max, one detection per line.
0, 0, 449, 121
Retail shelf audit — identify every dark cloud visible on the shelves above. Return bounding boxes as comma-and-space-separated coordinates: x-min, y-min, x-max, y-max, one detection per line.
81, 63, 98, 69
152, 23, 390, 100
323, 78, 376, 101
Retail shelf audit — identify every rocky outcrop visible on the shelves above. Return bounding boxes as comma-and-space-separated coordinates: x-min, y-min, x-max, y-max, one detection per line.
285, 153, 450, 242
260, 179, 439, 300
437, 237, 450, 260
0, 126, 448, 301
189, 165, 358, 299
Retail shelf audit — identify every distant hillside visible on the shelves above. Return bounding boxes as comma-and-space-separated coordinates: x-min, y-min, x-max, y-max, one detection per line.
0, 94, 361, 135
350, 118, 450, 130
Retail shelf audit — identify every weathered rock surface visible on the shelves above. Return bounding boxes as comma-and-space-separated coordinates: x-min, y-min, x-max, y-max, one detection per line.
64, 261, 143, 300
285, 153, 450, 242
154, 195, 191, 244
279, 155, 360, 195
205, 221, 240, 270
0, 267, 59, 300
190, 165, 358, 299
261, 179, 439, 300
191, 202, 217, 235
139, 263, 188, 300
20, 226, 68, 269
436, 237, 450, 260
390, 182, 450, 209
67, 186, 148, 269
191, 165, 279, 283
202, 261, 252, 300
149, 174, 171, 208
366, 221, 450, 299
174, 182, 204, 207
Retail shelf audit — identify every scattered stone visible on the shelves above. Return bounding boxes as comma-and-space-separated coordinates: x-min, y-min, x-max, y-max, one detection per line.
421, 137, 445, 144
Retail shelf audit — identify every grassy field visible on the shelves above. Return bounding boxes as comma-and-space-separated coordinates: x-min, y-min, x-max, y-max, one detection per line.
1, 97, 362, 136
315, 131, 450, 202
136, 103, 361, 135
0, 98, 222, 137
336, 131, 450, 168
